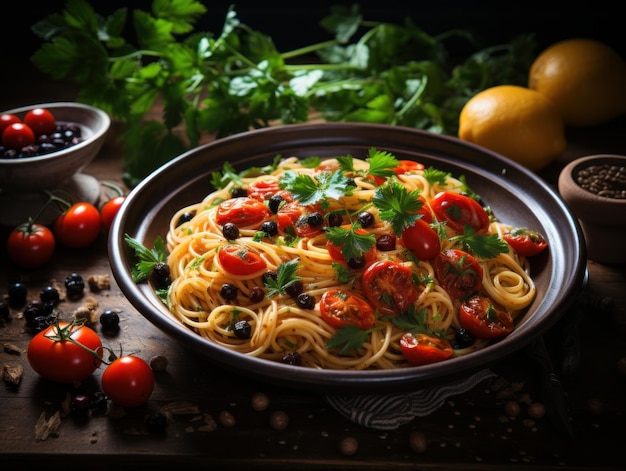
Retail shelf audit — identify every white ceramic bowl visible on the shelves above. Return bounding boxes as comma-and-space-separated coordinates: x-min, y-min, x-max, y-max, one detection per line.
0, 102, 110, 192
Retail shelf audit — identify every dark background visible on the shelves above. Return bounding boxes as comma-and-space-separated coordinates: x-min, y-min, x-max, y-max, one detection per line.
2, 1, 624, 109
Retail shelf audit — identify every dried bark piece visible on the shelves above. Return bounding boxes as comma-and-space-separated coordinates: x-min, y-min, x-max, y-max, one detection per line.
34, 411, 62, 441
3, 363, 23, 386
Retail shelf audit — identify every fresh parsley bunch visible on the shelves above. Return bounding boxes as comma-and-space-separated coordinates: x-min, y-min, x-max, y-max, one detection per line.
30, 0, 535, 188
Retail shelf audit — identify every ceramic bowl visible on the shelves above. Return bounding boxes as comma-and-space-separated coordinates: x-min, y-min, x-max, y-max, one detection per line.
558, 154, 626, 264
109, 122, 587, 392
0, 102, 110, 227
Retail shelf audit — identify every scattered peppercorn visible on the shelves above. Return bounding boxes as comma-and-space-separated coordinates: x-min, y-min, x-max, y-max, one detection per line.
269, 410, 289, 430
409, 431, 428, 453
219, 410, 236, 427
339, 436, 359, 456
251, 392, 270, 411
575, 163, 626, 199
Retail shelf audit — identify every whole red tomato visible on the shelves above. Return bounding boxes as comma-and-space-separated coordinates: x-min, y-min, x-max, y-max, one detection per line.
54, 202, 101, 248
27, 321, 103, 383
24, 108, 56, 135
400, 332, 454, 366
7, 221, 56, 268
100, 195, 126, 232
101, 355, 154, 407
0, 113, 21, 135
2, 122, 35, 149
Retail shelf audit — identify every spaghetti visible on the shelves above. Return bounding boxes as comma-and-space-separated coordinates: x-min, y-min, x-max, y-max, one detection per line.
164, 150, 541, 370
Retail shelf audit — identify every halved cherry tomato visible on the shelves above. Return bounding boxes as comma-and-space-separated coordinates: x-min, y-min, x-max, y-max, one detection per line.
276, 201, 324, 238
502, 227, 548, 257
54, 202, 101, 248
101, 355, 154, 407
327, 226, 377, 267
430, 191, 490, 234
247, 179, 281, 201
400, 332, 454, 366
218, 243, 267, 276
371, 160, 425, 185
434, 249, 483, 299
216, 197, 271, 228
24, 108, 56, 136
0, 113, 21, 135
459, 294, 514, 339
7, 222, 56, 268
320, 289, 376, 329
401, 218, 440, 260
2, 122, 35, 149
100, 195, 126, 232
27, 321, 102, 383
362, 260, 420, 315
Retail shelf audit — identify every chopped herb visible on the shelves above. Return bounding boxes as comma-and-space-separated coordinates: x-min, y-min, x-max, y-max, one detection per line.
264, 258, 301, 297
449, 226, 509, 259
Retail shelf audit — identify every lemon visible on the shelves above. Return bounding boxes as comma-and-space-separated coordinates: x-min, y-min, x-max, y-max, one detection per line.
528, 38, 626, 127
458, 85, 566, 171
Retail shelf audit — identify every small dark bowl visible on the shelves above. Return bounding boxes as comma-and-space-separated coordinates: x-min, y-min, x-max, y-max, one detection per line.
109, 122, 586, 392
558, 154, 626, 264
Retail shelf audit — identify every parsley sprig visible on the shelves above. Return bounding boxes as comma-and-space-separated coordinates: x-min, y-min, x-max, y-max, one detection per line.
280, 170, 350, 210
264, 258, 301, 297
124, 233, 168, 283
372, 182, 424, 235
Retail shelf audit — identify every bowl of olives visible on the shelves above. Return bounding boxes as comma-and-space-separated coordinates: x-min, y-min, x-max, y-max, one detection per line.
0, 102, 110, 226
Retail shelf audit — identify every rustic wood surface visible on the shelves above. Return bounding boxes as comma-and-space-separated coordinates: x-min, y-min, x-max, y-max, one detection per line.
1, 68, 626, 470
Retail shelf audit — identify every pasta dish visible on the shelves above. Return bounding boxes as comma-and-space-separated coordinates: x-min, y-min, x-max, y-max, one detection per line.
164, 148, 546, 370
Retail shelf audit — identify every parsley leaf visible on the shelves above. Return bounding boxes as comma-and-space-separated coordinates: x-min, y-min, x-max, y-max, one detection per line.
325, 224, 376, 261
124, 233, 168, 282
280, 170, 349, 209
264, 258, 301, 297
450, 226, 509, 259
326, 324, 375, 355
372, 182, 423, 235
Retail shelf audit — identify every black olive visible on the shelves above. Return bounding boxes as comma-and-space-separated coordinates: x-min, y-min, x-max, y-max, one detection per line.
65, 273, 85, 297
327, 212, 343, 227
268, 194, 285, 214
144, 412, 168, 434
262, 271, 278, 285
8, 282, 27, 307
296, 293, 316, 309
100, 309, 120, 331
0, 300, 10, 319
222, 222, 240, 240
281, 351, 302, 365
233, 320, 252, 339
249, 286, 265, 303
357, 211, 375, 228
220, 283, 238, 300
454, 328, 476, 349
347, 256, 366, 269
307, 212, 324, 227
151, 262, 171, 288
285, 280, 304, 298
176, 210, 196, 227
231, 187, 248, 198
376, 234, 396, 251
40, 285, 60, 306
23, 301, 44, 327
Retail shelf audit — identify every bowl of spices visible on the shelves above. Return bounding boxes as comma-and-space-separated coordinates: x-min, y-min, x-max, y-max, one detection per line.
558, 154, 626, 264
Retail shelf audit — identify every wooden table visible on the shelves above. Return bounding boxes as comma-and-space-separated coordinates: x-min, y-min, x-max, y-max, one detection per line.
2, 70, 626, 470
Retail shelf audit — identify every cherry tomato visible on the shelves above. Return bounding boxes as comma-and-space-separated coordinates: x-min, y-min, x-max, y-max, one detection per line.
2, 122, 35, 149
0, 113, 21, 135
23, 107, 56, 136
7, 222, 55, 268
27, 321, 103, 383
100, 195, 126, 232
371, 160, 425, 185
247, 179, 283, 201
502, 227, 548, 257
400, 332, 454, 366
54, 202, 101, 248
320, 289, 376, 329
430, 191, 490, 234
434, 249, 483, 299
362, 260, 420, 316
276, 201, 324, 238
401, 218, 440, 260
216, 197, 271, 228
459, 294, 514, 339
101, 355, 154, 407
218, 243, 267, 276
327, 227, 377, 267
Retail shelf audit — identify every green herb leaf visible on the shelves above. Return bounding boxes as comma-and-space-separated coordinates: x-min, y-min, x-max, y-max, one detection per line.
325, 224, 376, 261
326, 324, 373, 355
264, 258, 301, 297
449, 226, 509, 259
124, 233, 168, 282
372, 182, 423, 235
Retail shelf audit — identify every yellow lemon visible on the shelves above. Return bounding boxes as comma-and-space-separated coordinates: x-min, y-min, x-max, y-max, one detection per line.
458, 85, 566, 171
528, 38, 626, 127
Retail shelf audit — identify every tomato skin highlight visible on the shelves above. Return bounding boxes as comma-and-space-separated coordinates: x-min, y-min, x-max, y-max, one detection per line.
101, 355, 154, 407
0, 113, 21, 135
400, 332, 454, 366
434, 249, 483, 299
401, 218, 440, 260
27, 322, 102, 383
216, 197, 271, 228
502, 227, 548, 257
100, 195, 126, 232
24, 108, 56, 136
320, 289, 376, 329
7, 222, 56, 268
430, 191, 490, 234
2, 122, 35, 149
362, 260, 420, 315
54, 202, 101, 248
459, 294, 514, 339
218, 244, 267, 276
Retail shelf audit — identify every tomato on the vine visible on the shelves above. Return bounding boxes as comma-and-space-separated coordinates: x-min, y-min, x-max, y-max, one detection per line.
319, 289, 376, 329
7, 221, 55, 268
362, 260, 420, 315
54, 202, 101, 248
401, 218, 440, 260
24, 108, 56, 136
459, 293, 514, 339
434, 248, 483, 299
27, 321, 102, 383
400, 332, 454, 366
100, 195, 126, 232
101, 355, 154, 407
218, 243, 267, 276
430, 191, 490, 234
502, 227, 548, 257
2, 122, 35, 149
